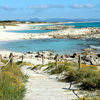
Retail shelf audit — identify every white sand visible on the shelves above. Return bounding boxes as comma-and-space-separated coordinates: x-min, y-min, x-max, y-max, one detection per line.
0, 23, 84, 100
0, 23, 53, 41
0, 23, 99, 41
0, 50, 81, 100
0, 50, 54, 66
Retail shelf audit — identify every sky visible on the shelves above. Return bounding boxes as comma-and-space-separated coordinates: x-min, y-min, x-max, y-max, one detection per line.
0, 0, 100, 20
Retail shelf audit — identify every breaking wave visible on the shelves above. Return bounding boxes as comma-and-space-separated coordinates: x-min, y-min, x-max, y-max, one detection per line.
90, 45, 100, 49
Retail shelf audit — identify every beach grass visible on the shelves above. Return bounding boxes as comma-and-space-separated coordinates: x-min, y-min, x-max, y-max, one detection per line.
0, 22, 18, 26
0, 60, 27, 100
74, 97, 100, 100
44, 61, 100, 99
0, 21, 49, 26
45, 61, 100, 96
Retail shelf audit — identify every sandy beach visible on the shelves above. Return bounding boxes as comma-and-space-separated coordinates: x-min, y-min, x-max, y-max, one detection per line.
0, 23, 53, 41
0, 49, 82, 100
0, 23, 100, 57
0, 23, 55, 63
1, 0, 100, 99
0, 23, 100, 42
0, 23, 100, 60
0, 23, 100, 100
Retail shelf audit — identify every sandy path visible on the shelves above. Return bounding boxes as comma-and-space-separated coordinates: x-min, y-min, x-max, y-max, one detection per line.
21, 66, 78, 100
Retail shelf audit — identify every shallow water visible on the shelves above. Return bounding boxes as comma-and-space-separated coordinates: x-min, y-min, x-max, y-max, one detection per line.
0, 38, 99, 54
65, 22, 100, 28
1, 22, 100, 54
7, 29, 57, 34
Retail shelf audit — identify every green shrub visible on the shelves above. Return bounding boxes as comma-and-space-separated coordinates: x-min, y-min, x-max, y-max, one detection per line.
64, 66, 100, 90
0, 61, 27, 100
46, 61, 78, 74
74, 97, 100, 100
45, 62, 56, 71
46, 61, 100, 91
80, 70, 100, 90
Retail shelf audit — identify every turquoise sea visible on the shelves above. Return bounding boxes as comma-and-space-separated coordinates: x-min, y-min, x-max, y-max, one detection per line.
7, 29, 57, 34
1, 22, 100, 54
0, 38, 100, 54
65, 22, 100, 28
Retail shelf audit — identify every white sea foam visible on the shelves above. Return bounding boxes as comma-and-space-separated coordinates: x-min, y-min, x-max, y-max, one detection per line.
90, 45, 100, 49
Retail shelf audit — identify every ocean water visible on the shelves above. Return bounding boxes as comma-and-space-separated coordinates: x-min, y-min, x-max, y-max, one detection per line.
7, 24, 57, 33
1, 22, 100, 54
0, 38, 100, 54
7, 29, 57, 34
65, 22, 100, 28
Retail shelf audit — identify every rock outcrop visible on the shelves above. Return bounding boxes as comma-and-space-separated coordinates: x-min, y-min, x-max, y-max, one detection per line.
43, 27, 100, 39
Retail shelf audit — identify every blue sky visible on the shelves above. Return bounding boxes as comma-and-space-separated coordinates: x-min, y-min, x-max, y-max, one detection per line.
0, 0, 100, 20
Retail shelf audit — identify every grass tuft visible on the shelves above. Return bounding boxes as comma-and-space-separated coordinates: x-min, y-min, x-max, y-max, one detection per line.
46, 61, 100, 91
0, 60, 27, 100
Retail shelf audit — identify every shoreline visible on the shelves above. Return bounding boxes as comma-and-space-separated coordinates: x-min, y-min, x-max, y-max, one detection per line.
0, 22, 100, 56
0, 22, 99, 100
0, 23, 53, 41
0, 47, 100, 66
0, 23, 100, 41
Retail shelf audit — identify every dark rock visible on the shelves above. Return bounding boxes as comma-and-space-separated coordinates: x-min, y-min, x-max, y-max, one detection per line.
3, 56, 7, 59
64, 54, 69, 58
54, 54, 59, 60
27, 52, 33, 54
97, 54, 100, 58
81, 54, 99, 65
35, 55, 41, 58
71, 52, 79, 58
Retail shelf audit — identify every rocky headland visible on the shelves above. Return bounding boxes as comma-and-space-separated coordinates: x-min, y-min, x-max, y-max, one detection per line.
20, 27, 100, 40
22, 27, 100, 40
44, 27, 100, 39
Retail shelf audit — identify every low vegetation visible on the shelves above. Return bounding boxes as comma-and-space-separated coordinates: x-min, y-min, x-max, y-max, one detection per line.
0, 21, 18, 26
44, 61, 100, 98
0, 60, 27, 100
0, 21, 49, 26
74, 97, 100, 100
16, 60, 100, 99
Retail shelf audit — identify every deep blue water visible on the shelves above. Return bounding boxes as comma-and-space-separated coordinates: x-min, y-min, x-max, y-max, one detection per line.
65, 22, 100, 28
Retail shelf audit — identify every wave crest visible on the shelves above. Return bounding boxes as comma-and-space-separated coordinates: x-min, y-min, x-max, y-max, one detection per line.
90, 45, 100, 49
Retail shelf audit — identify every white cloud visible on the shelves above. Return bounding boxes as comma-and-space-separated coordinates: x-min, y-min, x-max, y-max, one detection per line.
0, 6, 15, 11
29, 5, 64, 10
86, 4, 95, 8
73, 4, 84, 8
29, 5, 50, 9
72, 4, 95, 9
